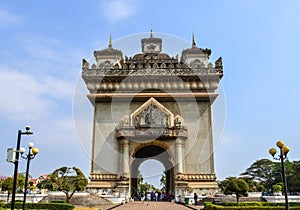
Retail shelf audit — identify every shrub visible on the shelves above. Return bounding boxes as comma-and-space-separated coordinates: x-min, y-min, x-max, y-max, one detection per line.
4, 202, 75, 210
51, 200, 67, 203
204, 202, 300, 210
219, 202, 263, 206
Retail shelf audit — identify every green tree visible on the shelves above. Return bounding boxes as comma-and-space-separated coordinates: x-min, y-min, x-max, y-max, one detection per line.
1, 177, 13, 202
287, 161, 300, 193
220, 177, 249, 204
137, 170, 143, 185
240, 177, 265, 192
240, 159, 281, 190
37, 179, 53, 191
272, 184, 282, 193
137, 170, 145, 193
16, 174, 25, 193
160, 173, 166, 189
48, 167, 88, 202
241, 159, 300, 193
139, 182, 150, 193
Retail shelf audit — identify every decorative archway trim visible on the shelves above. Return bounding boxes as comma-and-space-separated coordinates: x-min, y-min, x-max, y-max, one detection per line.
130, 97, 174, 127
130, 140, 170, 158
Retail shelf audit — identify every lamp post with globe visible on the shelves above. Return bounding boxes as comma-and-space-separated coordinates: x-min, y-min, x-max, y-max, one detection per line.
269, 140, 290, 210
11, 126, 33, 210
20, 142, 39, 210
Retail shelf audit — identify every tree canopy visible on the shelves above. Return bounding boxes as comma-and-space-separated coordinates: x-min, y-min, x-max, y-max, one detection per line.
47, 166, 88, 202
240, 159, 300, 193
0, 174, 25, 202
160, 173, 166, 189
287, 161, 300, 193
219, 177, 249, 204
240, 159, 280, 190
1, 177, 13, 202
1, 177, 13, 193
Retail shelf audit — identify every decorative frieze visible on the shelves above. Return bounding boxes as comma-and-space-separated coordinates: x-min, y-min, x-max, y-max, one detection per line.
83, 78, 220, 93
182, 174, 216, 181
116, 97, 188, 139
89, 173, 120, 181
82, 67, 222, 78
116, 127, 188, 139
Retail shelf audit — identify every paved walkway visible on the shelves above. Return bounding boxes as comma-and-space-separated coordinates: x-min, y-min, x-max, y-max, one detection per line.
111, 201, 204, 210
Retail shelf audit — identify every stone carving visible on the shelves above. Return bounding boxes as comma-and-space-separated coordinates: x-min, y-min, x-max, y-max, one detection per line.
89, 173, 120, 181
119, 115, 130, 127
190, 59, 205, 68
99, 60, 112, 69
82, 59, 90, 69
135, 103, 168, 128
129, 63, 135, 69
215, 56, 222, 67
116, 127, 188, 139
116, 97, 188, 139
82, 67, 222, 78
183, 174, 216, 181
160, 63, 166, 68
174, 115, 185, 127
131, 98, 174, 128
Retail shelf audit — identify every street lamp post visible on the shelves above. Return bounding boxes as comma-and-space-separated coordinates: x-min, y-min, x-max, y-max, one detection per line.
20, 142, 39, 210
269, 140, 290, 210
11, 126, 33, 210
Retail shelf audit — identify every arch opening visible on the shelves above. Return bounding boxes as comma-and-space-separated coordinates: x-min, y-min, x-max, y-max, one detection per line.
130, 145, 175, 197
139, 159, 164, 189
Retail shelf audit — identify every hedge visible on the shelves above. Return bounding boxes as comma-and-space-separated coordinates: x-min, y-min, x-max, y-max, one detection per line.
204, 202, 300, 210
3, 202, 74, 210
215, 202, 300, 207
51, 200, 67, 203
218, 202, 263, 206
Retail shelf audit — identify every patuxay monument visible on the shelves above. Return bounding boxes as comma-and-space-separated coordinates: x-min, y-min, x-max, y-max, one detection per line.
81, 31, 223, 198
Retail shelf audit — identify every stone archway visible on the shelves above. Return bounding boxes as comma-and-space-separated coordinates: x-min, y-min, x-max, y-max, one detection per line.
83, 33, 222, 197
130, 144, 175, 197
115, 98, 187, 197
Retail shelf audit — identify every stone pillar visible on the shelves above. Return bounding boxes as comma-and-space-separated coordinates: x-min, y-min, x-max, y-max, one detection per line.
122, 139, 130, 177
175, 138, 184, 173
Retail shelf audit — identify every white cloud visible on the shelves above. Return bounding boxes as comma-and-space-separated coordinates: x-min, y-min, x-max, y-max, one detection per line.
2, 33, 84, 81
101, 0, 138, 22
0, 8, 23, 27
0, 64, 74, 122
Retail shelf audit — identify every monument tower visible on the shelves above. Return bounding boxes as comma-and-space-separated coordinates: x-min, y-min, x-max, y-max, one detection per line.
82, 32, 223, 197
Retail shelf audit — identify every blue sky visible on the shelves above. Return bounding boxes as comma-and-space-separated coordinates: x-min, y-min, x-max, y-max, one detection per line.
0, 0, 300, 188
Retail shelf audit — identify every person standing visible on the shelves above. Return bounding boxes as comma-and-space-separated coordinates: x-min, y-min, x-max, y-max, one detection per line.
194, 193, 198, 205
147, 192, 151, 201
161, 191, 165, 201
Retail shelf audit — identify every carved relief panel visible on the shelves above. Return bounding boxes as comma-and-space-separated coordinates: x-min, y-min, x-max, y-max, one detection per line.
134, 103, 168, 128
130, 97, 174, 128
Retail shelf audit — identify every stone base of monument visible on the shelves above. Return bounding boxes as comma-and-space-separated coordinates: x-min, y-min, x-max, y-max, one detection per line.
44, 192, 116, 206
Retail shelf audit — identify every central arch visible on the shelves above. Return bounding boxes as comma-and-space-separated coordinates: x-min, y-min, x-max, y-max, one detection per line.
130, 144, 175, 197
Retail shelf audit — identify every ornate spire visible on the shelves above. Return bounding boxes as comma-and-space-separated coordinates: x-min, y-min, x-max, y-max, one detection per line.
150, 24, 153, 38
109, 33, 112, 48
192, 32, 196, 47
